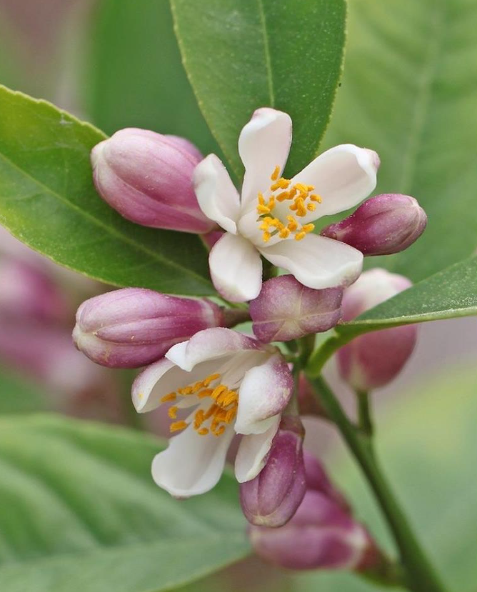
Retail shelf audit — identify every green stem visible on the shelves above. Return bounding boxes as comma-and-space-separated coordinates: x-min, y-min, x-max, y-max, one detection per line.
357, 390, 374, 437
308, 375, 448, 592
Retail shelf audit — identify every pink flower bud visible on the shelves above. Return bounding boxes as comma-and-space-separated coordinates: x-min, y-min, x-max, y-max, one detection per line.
249, 490, 372, 570
337, 269, 417, 390
0, 258, 68, 322
321, 194, 427, 256
91, 128, 216, 234
303, 451, 350, 511
240, 417, 306, 527
249, 275, 343, 343
73, 288, 224, 368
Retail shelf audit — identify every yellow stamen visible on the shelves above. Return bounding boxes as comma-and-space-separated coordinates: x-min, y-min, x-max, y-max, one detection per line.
307, 203, 316, 212
257, 204, 271, 214
287, 216, 298, 231
310, 194, 322, 203
270, 165, 280, 181
279, 227, 291, 239
170, 420, 188, 433
294, 183, 308, 193
213, 426, 226, 437
168, 406, 178, 419
160, 392, 176, 403
295, 231, 306, 241
262, 231, 272, 243
203, 373, 220, 386
302, 223, 315, 233
276, 191, 289, 202
198, 428, 209, 436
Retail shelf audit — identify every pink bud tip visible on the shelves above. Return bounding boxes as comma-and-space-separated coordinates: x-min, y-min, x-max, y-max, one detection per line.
250, 275, 343, 343
240, 417, 306, 527
73, 288, 224, 368
91, 128, 216, 234
337, 269, 417, 390
321, 194, 427, 256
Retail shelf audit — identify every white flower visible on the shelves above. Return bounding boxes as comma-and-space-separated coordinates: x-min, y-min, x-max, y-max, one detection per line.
132, 328, 293, 498
194, 108, 379, 302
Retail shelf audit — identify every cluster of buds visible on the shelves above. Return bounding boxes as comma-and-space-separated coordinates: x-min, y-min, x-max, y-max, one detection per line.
248, 450, 384, 572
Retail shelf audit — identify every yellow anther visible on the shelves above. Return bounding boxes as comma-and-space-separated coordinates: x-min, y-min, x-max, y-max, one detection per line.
257, 204, 271, 214
307, 203, 316, 212
310, 194, 322, 203
270, 165, 280, 181
287, 216, 298, 231
225, 408, 237, 423
203, 373, 220, 386
258, 192, 266, 205
178, 386, 193, 395
204, 404, 218, 420
194, 409, 205, 427
302, 223, 315, 233
262, 231, 272, 243
168, 406, 178, 419
170, 420, 188, 433
276, 191, 290, 202
198, 388, 213, 399
213, 426, 226, 437
160, 392, 176, 403
294, 183, 308, 193
212, 385, 227, 399
307, 185, 315, 191
295, 231, 307, 241
288, 187, 297, 198
279, 227, 291, 239
270, 178, 291, 191
289, 202, 298, 211
268, 196, 276, 210
198, 428, 209, 436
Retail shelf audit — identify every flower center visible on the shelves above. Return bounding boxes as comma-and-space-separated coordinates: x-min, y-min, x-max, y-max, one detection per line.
160, 373, 238, 437
256, 165, 322, 243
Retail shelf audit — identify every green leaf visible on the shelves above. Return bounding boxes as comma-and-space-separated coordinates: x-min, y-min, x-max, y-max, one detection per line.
322, 0, 477, 281
81, 0, 221, 156
290, 362, 477, 591
170, 0, 346, 177
0, 85, 213, 296
338, 256, 477, 337
0, 415, 249, 592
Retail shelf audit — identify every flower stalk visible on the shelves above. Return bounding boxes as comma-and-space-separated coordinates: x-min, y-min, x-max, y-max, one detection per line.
306, 375, 448, 592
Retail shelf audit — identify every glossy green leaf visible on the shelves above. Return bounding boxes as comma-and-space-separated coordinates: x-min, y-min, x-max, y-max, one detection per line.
0, 415, 249, 592
322, 0, 477, 281
170, 0, 346, 177
290, 362, 477, 591
338, 256, 477, 337
81, 0, 220, 156
0, 85, 213, 295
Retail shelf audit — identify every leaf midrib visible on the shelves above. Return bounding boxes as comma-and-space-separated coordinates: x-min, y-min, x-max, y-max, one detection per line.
0, 150, 211, 290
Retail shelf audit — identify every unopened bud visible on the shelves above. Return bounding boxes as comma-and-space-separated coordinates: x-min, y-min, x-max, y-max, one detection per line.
250, 275, 343, 342
240, 417, 306, 527
321, 194, 427, 256
73, 288, 224, 368
91, 128, 216, 233
337, 269, 417, 390
303, 451, 350, 511
0, 258, 67, 322
249, 490, 372, 570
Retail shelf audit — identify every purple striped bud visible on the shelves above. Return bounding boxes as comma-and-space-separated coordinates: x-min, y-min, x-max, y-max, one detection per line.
73, 288, 224, 368
337, 269, 417, 390
249, 490, 372, 570
91, 128, 216, 234
321, 194, 427, 256
250, 275, 343, 343
240, 417, 306, 527
303, 451, 350, 511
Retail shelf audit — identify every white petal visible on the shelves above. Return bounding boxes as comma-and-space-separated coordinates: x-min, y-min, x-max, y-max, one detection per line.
152, 424, 235, 497
235, 418, 280, 483
132, 356, 219, 412
166, 327, 262, 372
260, 233, 363, 290
239, 108, 292, 208
209, 233, 263, 302
289, 144, 378, 222
235, 353, 293, 435
193, 154, 241, 233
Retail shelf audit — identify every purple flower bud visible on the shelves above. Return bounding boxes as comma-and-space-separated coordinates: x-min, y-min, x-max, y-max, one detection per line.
249, 490, 372, 570
303, 451, 350, 511
321, 194, 427, 256
337, 269, 417, 390
240, 417, 306, 527
297, 373, 327, 418
73, 288, 224, 368
0, 258, 68, 322
250, 275, 343, 343
91, 128, 216, 234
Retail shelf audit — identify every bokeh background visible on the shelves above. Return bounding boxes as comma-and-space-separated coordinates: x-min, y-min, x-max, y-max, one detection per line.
0, 0, 476, 590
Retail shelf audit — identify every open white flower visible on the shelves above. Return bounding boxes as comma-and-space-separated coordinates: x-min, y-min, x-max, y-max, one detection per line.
194, 108, 380, 302
132, 328, 293, 498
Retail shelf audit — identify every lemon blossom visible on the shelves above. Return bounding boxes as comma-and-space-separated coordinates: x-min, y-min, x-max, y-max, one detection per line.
194, 108, 380, 302
132, 328, 293, 498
